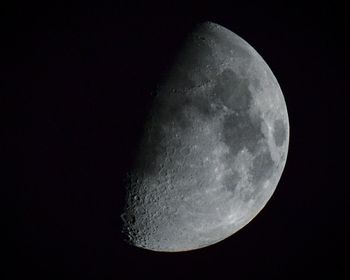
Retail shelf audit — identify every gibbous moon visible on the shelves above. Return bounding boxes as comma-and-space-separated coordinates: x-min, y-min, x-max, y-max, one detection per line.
121, 22, 289, 252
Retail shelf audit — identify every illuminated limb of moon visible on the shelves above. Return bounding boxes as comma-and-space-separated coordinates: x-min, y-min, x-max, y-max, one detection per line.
122, 22, 289, 252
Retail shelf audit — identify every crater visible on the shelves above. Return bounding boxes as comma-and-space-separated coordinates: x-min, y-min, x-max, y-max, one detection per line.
273, 119, 287, 147
204, 24, 250, 59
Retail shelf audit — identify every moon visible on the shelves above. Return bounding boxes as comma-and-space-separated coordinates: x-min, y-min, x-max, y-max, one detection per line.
121, 21, 289, 252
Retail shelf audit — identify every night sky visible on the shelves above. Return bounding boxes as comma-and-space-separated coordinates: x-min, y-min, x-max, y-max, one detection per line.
1, 1, 346, 279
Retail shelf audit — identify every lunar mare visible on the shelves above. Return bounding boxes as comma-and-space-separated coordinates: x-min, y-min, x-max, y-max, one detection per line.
121, 22, 289, 252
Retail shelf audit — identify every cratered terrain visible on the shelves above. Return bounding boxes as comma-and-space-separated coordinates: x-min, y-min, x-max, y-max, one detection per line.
121, 21, 289, 252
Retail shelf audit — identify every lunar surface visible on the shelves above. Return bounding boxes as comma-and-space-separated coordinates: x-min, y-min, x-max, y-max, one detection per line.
121, 21, 289, 252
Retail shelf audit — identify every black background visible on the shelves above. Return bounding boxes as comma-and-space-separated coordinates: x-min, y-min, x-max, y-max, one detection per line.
1, 1, 347, 279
